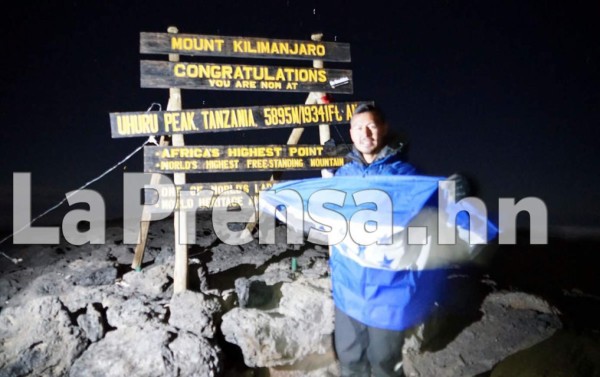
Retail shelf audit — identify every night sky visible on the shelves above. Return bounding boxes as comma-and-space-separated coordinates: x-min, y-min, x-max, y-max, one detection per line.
1, 1, 599, 236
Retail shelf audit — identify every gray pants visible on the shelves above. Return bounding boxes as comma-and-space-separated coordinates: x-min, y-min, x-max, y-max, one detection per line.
334, 307, 405, 377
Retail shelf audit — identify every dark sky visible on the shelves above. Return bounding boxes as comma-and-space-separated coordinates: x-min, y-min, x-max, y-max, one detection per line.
1, 0, 599, 235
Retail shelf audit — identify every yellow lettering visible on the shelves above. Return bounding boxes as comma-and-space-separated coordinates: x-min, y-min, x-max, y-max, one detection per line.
318, 70, 327, 82
346, 104, 357, 121
174, 63, 186, 77
260, 81, 282, 89
204, 159, 240, 170
158, 160, 198, 171
116, 113, 158, 135
233, 40, 243, 52
171, 37, 183, 50
309, 157, 345, 168
257, 41, 269, 53
164, 113, 175, 132
289, 146, 324, 157
171, 37, 225, 52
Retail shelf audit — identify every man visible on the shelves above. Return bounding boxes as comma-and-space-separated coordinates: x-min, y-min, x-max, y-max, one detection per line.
332, 104, 465, 376
332, 104, 411, 376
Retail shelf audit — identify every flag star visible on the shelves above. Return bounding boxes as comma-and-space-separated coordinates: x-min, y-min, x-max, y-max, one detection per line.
357, 245, 366, 257
381, 254, 395, 268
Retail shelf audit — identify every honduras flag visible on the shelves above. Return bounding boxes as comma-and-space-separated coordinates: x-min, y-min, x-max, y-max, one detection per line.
259, 175, 498, 331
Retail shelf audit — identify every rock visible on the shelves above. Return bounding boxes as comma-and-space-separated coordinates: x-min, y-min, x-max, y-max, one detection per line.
68, 260, 117, 287
207, 236, 288, 274
485, 291, 559, 314
70, 326, 170, 377
168, 291, 221, 338
70, 324, 221, 377
257, 260, 296, 285
222, 308, 300, 367
197, 262, 210, 292
169, 331, 222, 377
490, 329, 600, 377
0, 274, 26, 306
267, 350, 340, 377
0, 296, 88, 377
122, 264, 173, 296
403, 291, 562, 377
279, 278, 334, 331
106, 245, 137, 265
106, 296, 168, 329
77, 303, 106, 342
60, 284, 124, 313
206, 244, 244, 273
235, 278, 277, 309
6, 272, 74, 307
221, 277, 335, 368
154, 245, 175, 265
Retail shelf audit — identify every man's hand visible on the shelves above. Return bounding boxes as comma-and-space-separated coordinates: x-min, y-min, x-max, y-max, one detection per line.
447, 173, 470, 201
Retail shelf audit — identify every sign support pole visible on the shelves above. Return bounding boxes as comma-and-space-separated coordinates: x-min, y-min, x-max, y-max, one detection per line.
311, 33, 334, 178
130, 134, 170, 271
164, 26, 189, 293
272, 33, 333, 180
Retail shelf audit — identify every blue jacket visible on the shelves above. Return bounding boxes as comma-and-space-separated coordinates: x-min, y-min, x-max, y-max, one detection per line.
331, 143, 445, 331
335, 144, 417, 177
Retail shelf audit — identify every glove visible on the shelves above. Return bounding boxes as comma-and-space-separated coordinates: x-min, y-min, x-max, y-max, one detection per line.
447, 173, 470, 201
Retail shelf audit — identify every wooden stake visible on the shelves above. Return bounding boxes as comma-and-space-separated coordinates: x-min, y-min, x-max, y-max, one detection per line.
311, 34, 334, 178
131, 134, 170, 271
272, 33, 332, 180
164, 26, 189, 294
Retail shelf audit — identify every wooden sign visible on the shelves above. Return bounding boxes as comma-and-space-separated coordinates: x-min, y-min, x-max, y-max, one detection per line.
140, 32, 351, 62
140, 60, 353, 93
109, 101, 371, 138
145, 180, 280, 211
144, 144, 350, 173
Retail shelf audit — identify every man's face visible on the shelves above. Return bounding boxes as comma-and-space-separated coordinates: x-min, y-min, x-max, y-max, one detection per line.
349, 111, 388, 160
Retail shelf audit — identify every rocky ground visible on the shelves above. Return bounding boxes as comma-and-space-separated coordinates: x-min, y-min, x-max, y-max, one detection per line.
0, 215, 599, 376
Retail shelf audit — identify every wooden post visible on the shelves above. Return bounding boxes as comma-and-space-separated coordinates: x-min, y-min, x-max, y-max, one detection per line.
272, 33, 332, 180
165, 26, 189, 293
131, 134, 170, 271
311, 33, 334, 178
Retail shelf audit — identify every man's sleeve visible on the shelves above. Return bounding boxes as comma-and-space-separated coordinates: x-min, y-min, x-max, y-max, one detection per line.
334, 163, 351, 176
388, 162, 418, 175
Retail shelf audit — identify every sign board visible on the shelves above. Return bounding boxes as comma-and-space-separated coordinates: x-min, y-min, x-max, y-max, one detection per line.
140, 32, 351, 62
144, 144, 350, 173
109, 101, 370, 138
145, 180, 280, 211
140, 60, 353, 93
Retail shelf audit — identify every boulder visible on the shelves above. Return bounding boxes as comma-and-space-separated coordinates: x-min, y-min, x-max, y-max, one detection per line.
168, 290, 221, 338
77, 303, 106, 342
222, 277, 335, 368
403, 291, 562, 376
0, 296, 88, 377
70, 324, 221, 377
106, 296, 168, 329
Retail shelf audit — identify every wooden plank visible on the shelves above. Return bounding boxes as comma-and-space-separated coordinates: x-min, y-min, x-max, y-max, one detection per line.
144, 180, 281, 212
140, 60, 353, 93
131, 135, 170, 271
140, 32, 351, 62
109, 101, 370, 138
144, 144, 350, 174
162, 26, 189, 294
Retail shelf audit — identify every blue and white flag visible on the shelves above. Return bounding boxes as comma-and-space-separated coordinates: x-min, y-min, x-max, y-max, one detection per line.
259, 175, 498, 330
